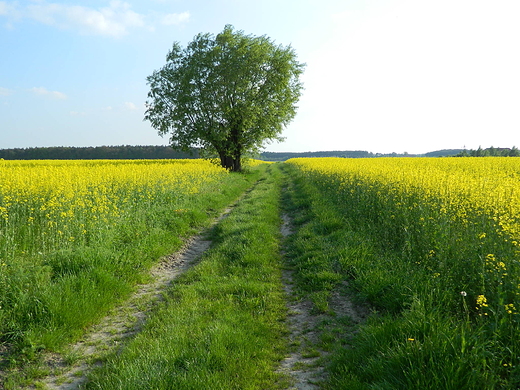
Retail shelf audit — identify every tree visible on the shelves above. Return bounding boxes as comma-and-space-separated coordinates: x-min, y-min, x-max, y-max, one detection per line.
144, 25, 305, 171
508, 146, 520, 157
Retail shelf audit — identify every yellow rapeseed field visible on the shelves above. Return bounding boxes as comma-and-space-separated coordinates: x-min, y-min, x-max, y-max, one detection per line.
0, 159, 231, 355
289, 157, 520, 247
0, 159, 227, 257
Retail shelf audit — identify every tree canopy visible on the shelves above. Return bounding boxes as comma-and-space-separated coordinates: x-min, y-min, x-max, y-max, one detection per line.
144, 25, 305, 171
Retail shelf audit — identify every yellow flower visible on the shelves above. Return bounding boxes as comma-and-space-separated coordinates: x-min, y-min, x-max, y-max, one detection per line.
504, 303, 516, 314
496, 261, 506, 270
476, 295, 488, 308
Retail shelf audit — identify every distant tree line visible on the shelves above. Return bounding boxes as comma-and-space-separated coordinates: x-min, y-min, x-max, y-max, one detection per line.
423, 149, 464, 157
5, 146, 514, 161
454, 147, 520, 157
0, 147, 382, 161
0, 145, 200, 160
259, 150, 376, 161
259, 149, 463, 161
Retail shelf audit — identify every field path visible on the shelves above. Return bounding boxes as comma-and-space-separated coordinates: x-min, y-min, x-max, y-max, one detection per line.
277, 214, 324, 389
3, 171, 367, 389
278, 214, 369, 389
36, 202, 240, 390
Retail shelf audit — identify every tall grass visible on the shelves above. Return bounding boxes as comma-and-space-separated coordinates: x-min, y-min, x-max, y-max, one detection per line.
284, 158, 520, 389
0, 159, 257, 363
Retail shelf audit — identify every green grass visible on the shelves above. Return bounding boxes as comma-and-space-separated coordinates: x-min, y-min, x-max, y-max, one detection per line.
83, 165, 289, 389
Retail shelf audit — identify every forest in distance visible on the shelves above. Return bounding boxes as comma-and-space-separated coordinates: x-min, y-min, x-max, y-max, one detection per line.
1, 145, 517, 161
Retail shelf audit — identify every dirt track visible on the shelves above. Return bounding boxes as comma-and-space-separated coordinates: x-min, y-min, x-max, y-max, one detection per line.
3, 194, 367, 389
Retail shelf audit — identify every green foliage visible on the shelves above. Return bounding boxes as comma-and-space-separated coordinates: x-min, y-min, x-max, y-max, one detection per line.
145, 25, 305, 171
455, 146, 520, 157
0, 145, 200, 160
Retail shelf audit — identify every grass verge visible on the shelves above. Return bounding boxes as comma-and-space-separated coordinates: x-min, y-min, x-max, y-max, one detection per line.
83, 164, 289, 389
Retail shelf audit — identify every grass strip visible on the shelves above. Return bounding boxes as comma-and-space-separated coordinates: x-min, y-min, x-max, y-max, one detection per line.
84, 164, 289, 390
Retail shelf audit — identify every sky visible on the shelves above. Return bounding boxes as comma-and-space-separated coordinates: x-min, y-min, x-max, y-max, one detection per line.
1, 0, 519, 154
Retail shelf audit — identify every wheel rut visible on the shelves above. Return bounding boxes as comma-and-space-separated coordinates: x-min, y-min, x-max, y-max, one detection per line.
278, 214, 369, 389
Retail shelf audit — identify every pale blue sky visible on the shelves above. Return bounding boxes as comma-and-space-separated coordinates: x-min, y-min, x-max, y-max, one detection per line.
1, 0, 519, 154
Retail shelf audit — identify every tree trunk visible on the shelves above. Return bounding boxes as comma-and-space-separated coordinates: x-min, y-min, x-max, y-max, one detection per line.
232, 157, 241, 172
219, 154, 233, 170
217, 125, 242, 172
219, 153, 241, 172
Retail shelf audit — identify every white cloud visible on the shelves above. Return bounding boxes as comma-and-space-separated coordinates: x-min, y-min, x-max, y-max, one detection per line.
0, 1, 19, 27
0, 2, 8, 15
70, 111, 86, 116
25, 1, 145, 37
0, 1, 17, 16
161, 11, 189, 26
31, 87, 67, 100
1, 1, 190, 36
123, 101, 137, 110
0, 87, 13, 96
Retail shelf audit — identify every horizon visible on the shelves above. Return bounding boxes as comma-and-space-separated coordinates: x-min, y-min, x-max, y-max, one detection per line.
2, 144, 511, 157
